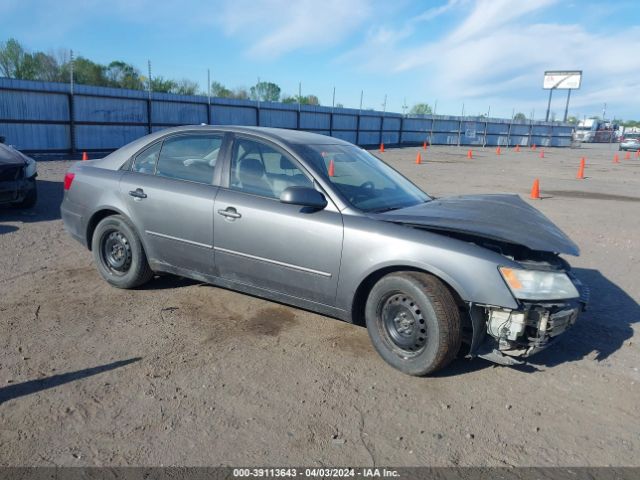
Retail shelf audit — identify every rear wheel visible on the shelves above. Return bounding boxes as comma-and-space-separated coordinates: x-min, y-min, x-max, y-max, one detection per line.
365, 272, 461, 376
92, 215, 153, 289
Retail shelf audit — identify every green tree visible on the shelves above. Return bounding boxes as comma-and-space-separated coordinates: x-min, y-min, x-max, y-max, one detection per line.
230, 88, 249, 100
281, 94, 320, 105
0, 38, 32, 78
149, 76, 177, 93
250, 81, 281, 102
210, 81, 232, 98
30, 52, 61, 81
409, 103, 432, 115
172, 79, 199, 95
513, 112, 527, 121
59, 56, 109, 87
566, 115, 579, 125
106, 60, 143, 89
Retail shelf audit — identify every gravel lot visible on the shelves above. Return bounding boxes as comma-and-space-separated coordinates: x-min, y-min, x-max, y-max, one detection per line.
0, 143, 638, 467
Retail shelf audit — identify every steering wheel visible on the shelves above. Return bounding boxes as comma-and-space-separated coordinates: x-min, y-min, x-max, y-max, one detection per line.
349, 181, 376, 204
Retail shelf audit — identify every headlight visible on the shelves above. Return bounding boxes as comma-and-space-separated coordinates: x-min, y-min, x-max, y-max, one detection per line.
499, 267, 579, 300
24, 158, 37, 178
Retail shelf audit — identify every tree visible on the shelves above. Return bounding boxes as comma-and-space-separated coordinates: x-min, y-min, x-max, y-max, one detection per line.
409, 103, 432, 115
59, 56, 109, 87
250, 81, 281, 102
336, 102, 344, 108
0, 38, 32, 78
281, 94, 320, 105
149, 76, 176, 93
566, 116, 579, 125
513, 112, 527, 121
172, 79, 199, 96
210, 81, 232, 98
106, 61, 143, 89
230, 88, 249, 99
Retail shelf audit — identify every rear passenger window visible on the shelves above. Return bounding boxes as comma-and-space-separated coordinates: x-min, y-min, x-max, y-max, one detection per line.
230, 138, 312, 199
132, 142, 161, 174
155, 134, 223, 184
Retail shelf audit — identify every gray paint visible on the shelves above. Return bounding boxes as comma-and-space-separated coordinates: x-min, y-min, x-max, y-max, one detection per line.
60, 126, 583, 325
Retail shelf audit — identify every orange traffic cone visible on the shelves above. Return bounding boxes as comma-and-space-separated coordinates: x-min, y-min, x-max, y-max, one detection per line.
530, 178, 540, 199
625, 151, 631, 160
380, 143, 385, 153
423, 141, 427, 150
328, 159, 335, 177
496, 146, 501, 155
467, 149, 473, 159
415, 152, 422, 164
577, 158, 585, 179
613, 153, 619, 163
515, 145, 520, 152
532, 144, 537, 150
539, 149, 545, 158
82, 151, 88, 161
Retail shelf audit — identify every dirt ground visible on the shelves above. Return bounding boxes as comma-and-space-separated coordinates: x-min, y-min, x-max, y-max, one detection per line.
0, 143, 638, 467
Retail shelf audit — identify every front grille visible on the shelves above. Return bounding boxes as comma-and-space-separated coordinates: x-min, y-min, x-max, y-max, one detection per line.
0, 165, 23, 181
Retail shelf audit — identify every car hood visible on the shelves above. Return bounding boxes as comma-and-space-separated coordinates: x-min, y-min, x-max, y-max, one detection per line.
0, 143, 29, 166
370, 194, 579, 256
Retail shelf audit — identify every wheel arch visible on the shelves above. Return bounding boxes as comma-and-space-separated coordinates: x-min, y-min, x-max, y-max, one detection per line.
349, 264, 468, 327
86, 207, 139, 251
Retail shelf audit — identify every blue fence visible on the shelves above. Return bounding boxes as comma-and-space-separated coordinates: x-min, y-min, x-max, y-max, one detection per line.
0, 77, 573, 156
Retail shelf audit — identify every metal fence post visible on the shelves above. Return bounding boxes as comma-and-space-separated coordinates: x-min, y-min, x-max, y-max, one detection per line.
399, 116, 404, 145
356, 113, 361, 146
146, 98, 152, 134
68, 92, 76, 156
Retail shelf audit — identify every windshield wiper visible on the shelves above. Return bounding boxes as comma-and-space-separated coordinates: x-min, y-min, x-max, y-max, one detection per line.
372, 206, 400, 213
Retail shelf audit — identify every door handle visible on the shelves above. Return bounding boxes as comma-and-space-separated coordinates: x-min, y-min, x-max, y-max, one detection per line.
217, 207, 241, 219
129, 188, 147, 199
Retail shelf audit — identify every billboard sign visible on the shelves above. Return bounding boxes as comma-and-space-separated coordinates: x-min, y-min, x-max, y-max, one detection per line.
543, 70, 582, 89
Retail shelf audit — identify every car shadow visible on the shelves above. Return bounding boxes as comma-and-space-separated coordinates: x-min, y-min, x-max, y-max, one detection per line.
0, 179, 63, 223
0, 357, 141, 405
527, 268, 637, 367
0, 224, 19, 235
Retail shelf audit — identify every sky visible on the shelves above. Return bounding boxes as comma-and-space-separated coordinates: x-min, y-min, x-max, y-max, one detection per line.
2, 0, 639, 120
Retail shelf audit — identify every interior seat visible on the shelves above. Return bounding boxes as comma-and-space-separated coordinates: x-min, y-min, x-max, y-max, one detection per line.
237, 158, 273, 197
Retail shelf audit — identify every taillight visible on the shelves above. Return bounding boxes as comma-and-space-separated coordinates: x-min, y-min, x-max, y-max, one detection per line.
63, 172, 75, 191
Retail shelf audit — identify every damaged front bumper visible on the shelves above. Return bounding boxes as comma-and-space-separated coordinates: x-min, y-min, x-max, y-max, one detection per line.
469, 278, 590, 365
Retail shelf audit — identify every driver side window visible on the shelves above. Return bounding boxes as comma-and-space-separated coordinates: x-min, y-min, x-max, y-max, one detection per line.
230, 138, 313, 199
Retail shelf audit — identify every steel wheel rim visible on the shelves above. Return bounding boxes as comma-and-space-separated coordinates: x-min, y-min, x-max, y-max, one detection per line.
380, 292, 427, 355
101, 229, 132, 275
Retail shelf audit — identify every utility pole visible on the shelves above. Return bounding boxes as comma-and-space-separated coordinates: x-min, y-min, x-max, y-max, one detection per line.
147, 60, 152, 100
207, 69, 211, 105
298, 81, 302, 112
332, 86, 335, 111
69, 49, 75, 95
359, 90, 363, 113
382, 94, 387, 115
402, 97, 408, 116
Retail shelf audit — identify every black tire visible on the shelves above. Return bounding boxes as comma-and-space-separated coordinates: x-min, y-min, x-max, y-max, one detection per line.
91, 214, 153, 289
365, 272, 461, 376
11, 178, 37, 209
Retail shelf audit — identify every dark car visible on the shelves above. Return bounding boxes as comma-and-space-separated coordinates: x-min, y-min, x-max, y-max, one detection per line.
60, 126, 588, 375
0, 139, 38, 208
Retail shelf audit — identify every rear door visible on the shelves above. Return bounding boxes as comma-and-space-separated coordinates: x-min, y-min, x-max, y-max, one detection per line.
212, 135, 344, 306
119, 132, 228, 274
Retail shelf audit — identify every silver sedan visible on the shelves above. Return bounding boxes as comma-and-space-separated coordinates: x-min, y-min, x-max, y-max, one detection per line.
61, 126, 588, 375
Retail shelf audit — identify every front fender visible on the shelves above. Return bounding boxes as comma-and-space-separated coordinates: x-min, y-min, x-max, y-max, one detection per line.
337, 215, 519, 313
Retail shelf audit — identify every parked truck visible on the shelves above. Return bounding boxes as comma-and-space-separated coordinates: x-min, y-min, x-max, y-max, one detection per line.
572, 119, 618, 143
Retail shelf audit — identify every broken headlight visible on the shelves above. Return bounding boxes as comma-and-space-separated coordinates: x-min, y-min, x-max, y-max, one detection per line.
499, 267, 579, 300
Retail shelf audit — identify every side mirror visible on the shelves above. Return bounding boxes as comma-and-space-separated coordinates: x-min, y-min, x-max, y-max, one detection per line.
280, 186, 327, 210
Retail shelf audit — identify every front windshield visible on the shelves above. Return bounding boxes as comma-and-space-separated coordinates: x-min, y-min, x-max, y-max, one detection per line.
297, 144, 430, 212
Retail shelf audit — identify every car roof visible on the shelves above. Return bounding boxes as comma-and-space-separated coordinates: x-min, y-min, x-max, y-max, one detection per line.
96, 125, 353, 170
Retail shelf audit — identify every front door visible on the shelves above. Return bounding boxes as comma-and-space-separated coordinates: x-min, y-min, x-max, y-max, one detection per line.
120, 132, 225, 274
213, 136, 343, 306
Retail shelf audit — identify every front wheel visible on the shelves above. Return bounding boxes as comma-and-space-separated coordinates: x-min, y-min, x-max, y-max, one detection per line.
92, 215, 153, 289
365, 272, 461, 376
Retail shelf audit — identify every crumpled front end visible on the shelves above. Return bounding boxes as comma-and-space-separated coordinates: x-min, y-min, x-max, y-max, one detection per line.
470, 274, 589, 365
